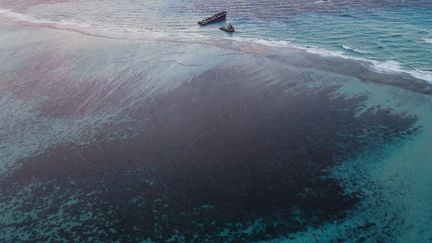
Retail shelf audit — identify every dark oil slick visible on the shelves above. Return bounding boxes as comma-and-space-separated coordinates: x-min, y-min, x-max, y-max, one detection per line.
0, 62, 418, 241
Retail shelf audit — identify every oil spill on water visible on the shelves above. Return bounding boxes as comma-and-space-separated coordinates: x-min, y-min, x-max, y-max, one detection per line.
0, 64, 419, 241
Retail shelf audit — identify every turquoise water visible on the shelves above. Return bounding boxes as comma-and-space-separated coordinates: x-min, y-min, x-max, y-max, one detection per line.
0, 1, 431, 81
238, 6, 432, 81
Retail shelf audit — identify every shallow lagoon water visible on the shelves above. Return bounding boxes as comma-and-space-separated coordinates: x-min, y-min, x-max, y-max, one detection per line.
1, 1, 432, 242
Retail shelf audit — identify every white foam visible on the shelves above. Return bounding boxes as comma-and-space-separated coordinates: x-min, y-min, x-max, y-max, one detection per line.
424, 38, 432, 44
341, 45, 367, 54
368, 60, 432, 83
0, 8, 91, 29
406, 69, 432, 83
314, 0, 329, 4
227, 36, 432, 84
227, 37, 292, 48
303, 46, 347, 58
2, 7, 431, 85
0, 7, 179, 44
369, 60, 402, 74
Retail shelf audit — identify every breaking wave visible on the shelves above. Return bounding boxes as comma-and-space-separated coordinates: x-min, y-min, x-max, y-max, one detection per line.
341, 45, 367, 55
230, 37, 432, 84
1, 7, 432, 85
